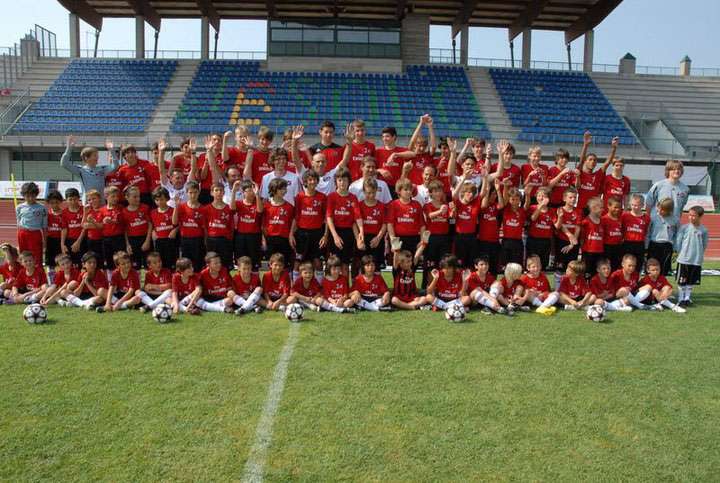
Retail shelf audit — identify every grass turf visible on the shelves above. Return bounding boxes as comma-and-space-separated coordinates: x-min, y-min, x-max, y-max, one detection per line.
1, 277, 719, 480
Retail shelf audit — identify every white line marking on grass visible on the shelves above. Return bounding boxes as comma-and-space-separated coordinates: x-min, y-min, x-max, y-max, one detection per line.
242, 323, 300, 483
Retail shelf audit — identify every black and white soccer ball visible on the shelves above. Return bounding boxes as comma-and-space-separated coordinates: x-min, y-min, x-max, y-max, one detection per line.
152, 303, 174, 323
445, 303, 466, 322
284, 303, 304, 322
23, 303, 47, 324
586, 304, 606, 322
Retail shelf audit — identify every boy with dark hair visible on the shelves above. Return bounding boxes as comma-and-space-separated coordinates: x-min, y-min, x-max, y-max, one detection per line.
262, 178, 295, 269
230, 180, 263, 272
16, 182, 46, 268
61, 187, 86, 267
59, 251, 108, 310
150, 186, 179, 270
292, 169, 327, 279
309, 120, 345, 171
45, 190, 64, 280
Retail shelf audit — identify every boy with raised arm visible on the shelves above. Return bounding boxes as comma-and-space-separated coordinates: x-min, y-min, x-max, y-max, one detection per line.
60, 135, 118, 202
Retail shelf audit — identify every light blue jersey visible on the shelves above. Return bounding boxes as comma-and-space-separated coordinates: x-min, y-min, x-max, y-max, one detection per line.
674, 222, 708, 266
60, 144, 119, 200
645, 179, 689, 220
16, 202, 47, 230
648, 209, 678, 244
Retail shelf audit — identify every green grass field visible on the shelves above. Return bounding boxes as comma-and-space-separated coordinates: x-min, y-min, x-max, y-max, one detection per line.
2, 275, 720, 481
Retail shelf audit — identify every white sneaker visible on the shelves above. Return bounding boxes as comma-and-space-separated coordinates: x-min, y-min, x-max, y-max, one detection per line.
653, 303, 664, 311
671, 304, 687, 314
564, 304, 577, 311
307, 303, 321, 312
617, 305, 633, 312
57, 300, 68, 307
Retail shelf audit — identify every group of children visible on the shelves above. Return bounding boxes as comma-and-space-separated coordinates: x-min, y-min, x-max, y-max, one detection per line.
1, 118, 710, 317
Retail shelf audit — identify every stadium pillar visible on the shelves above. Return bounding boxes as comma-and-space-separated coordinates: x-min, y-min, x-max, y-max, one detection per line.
68, 13, 80, 58
460, 25, 469, 66
521, 28, 531, 69
583, 29, 594, 72
135, 16, 145, 59
201, 17, 210, 60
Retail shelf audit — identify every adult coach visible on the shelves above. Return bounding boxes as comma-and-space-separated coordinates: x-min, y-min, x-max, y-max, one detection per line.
60, 135, 119, 202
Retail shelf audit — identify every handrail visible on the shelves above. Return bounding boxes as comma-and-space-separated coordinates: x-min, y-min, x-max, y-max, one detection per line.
0, 87, 32, 135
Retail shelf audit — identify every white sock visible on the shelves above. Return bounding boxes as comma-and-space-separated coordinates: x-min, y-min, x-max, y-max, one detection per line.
139, 291, 155, 307
627, 289, 650, 308
321, 301, 345, 313
357, 299, 378, 311
233, 295, 247, 306
196, 298, 227, 313
119, 301, 129, 310
432, 298, 448, 310
241, 291, 262, 310
685, 286, 693, 301
66, 294, 83, 307
606, 299, 625, 311
179, 294, 193, 311
489, 286, 500, 298
540, 292, 559, 308
531, 297, 542, 307
660, 299, 676, 309
372, 299, 385, 310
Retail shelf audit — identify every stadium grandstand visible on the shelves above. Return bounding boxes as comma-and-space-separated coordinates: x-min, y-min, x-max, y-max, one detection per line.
0, 0, 718, 253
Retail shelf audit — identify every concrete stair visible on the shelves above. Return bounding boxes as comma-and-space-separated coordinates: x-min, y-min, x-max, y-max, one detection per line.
466, 67, 519, 140
145, 59, 200, 142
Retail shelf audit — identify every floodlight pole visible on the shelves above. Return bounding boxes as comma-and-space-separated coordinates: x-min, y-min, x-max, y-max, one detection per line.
566, 43, 572, 71
93, 29, 100, 58
509, 41, 514, 68
153, 29, 159, 59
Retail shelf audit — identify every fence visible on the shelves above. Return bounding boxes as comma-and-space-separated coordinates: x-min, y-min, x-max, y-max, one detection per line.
51, 49, 267, 60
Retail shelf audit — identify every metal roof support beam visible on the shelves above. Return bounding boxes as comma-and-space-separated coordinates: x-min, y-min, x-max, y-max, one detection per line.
565, 0, 622, 44
57, 0, 103, 31
508, 0, 549, 41
266, 0, 277, 19
197, 0, 220, 32
396, 0, 408, 20
128, 0, 161, 31
451, 0, 480, 39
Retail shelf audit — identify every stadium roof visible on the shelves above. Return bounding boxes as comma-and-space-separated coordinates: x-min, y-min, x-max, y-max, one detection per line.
58, 0, 623, 43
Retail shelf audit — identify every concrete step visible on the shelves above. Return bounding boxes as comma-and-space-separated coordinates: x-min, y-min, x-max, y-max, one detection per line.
466, 67, 519, 139
145, 60, 199, 139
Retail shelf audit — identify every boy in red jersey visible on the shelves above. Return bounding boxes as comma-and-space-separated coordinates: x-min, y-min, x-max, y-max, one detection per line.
167, 137, 195, 177
589, 258, 632, 312
342, 119, 376, 181
349, 156, 392, 205
59, 251, 108, 310
558, 260, 595, 310
326, 167, 363, 277
60, 187, 86, 267
262, 178, 295, 270
466, 256, 504, 314
576, 132, 617, 213
170, 257, 202, 315
137, 252, 173, 312
230, 256, 263, 315
521, 254, 558, 316
553, 187, 582, 287
375, 126, 414, 191
425, 254, 469, 312
641, 258, 686, 313
0, 244, 21, 299
490, 140, 521, 194
203, 183, 234, 269
150, 186, 179, 270
390, 244, 428, 310
41, 254, 79, 306
45, 190, 64, 281
350, 255, 391, 311
488, 262, 525, 315
172, 181, 206, 273
291, 169, 327, 280
244, 127, 275, 186
602, 156, 631, 209
526, 187, 555, 270
602, 197, 624, 271
7, 251, 48, 304
82, 190, 105, 268
499, 187, 526, 268
547, 149, 578, 208
387, 178, 425, 257
100, 251, 142, 312
262, 253, 292, 312
621, 194, 650, 272
122, 186, 152, 270
609, 254, 653, 310
222, 126, 250, 172
287, 261, 323, 312
477, 177, 504, 275
422, 180, 451, 287
406, 115, 437, 186
196, 133, 223, 204
356, 178, 387, 272
451, 181, 482, 269
316, 255, 355, 313
580, 197, 605, 279
98, 186, 126, 276
196, 251, 234, 313
118, 145, 155, 207
521, 146, 549, 203
230, 180, 263, 272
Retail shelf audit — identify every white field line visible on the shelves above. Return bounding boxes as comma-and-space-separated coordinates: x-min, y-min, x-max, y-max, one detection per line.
242, 322, 300, 483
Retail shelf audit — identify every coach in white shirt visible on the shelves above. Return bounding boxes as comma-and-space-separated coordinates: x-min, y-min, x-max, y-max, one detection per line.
349, 156, 392, 203
258, 148, 301, 205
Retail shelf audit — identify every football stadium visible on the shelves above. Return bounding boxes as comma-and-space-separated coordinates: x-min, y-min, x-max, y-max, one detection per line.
1, 1, 719, 480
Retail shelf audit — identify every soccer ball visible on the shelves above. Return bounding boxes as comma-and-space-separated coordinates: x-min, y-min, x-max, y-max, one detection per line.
285, 303, 304, 322
23, 303, 47, 324
586, 304, 606, 322
445, 303, 466, 322
152, 303, 174, 323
